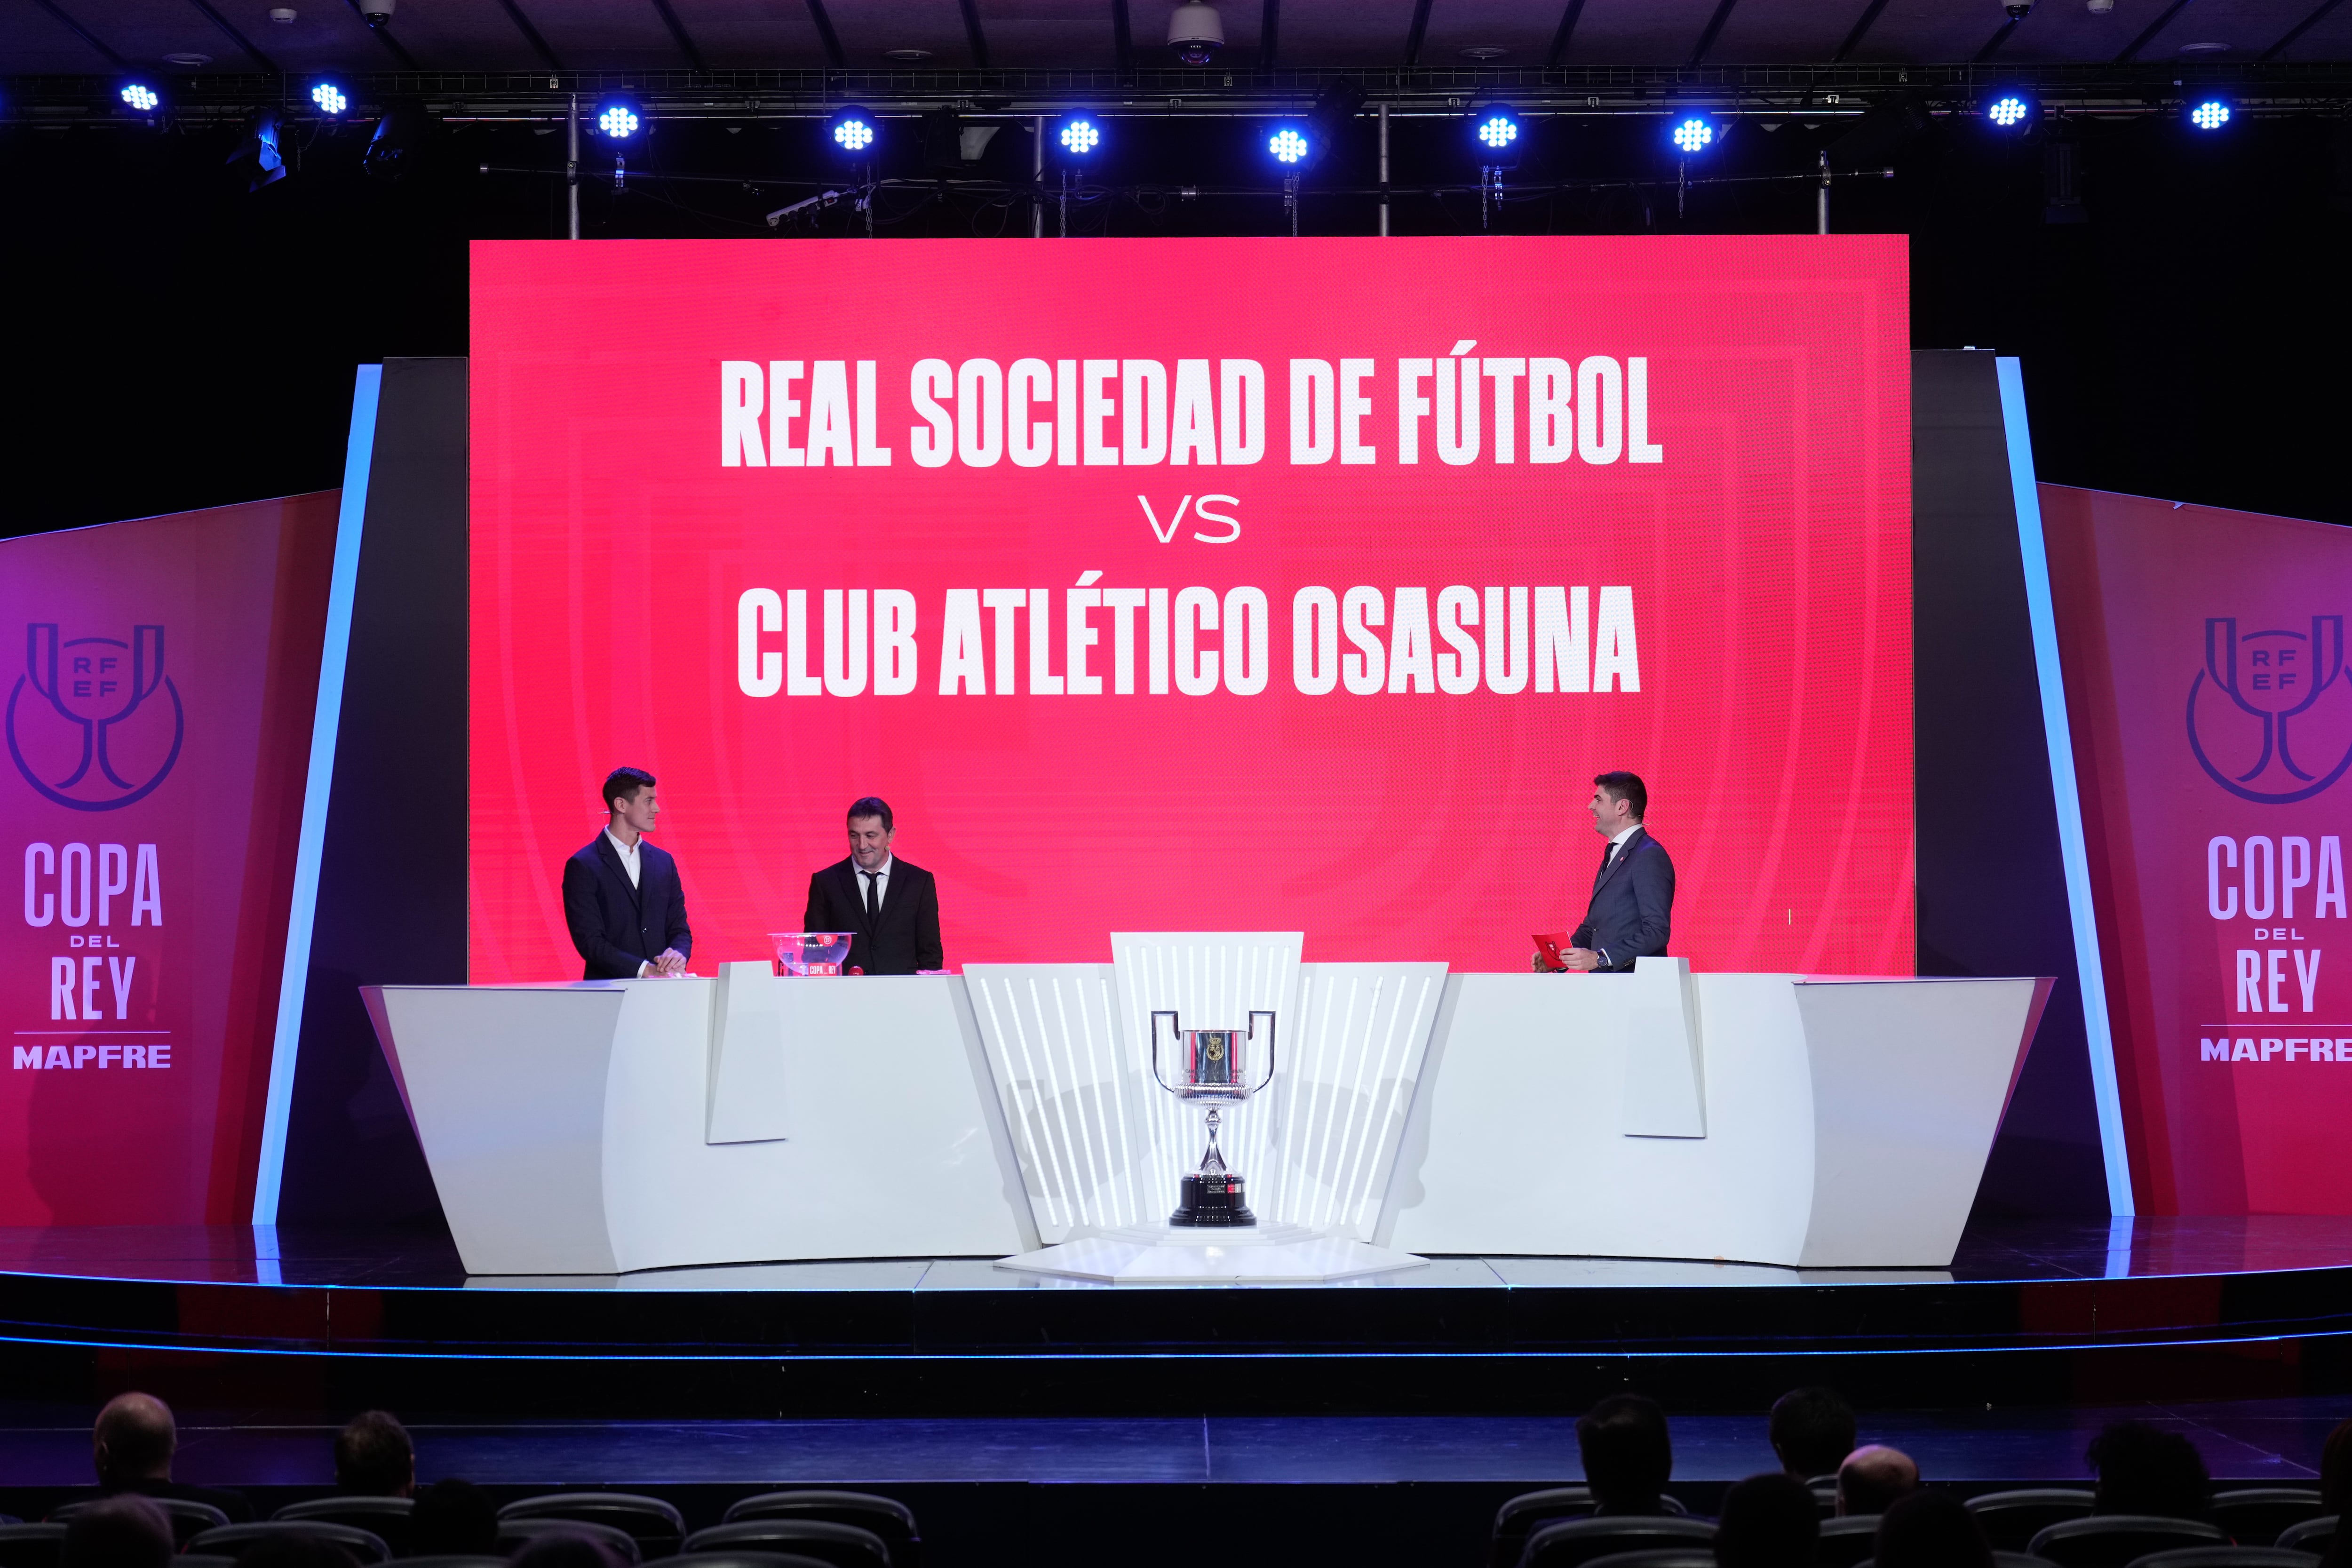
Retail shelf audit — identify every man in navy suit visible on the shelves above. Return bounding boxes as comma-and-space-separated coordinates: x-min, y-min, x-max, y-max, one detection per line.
803, 796, 945, 975
1557, 771, 1675, 973
561, 766, 693, 980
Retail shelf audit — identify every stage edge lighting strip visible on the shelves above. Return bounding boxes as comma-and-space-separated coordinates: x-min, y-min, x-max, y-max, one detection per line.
1997, 355, 2134, 1219
251, 363, 380, 1228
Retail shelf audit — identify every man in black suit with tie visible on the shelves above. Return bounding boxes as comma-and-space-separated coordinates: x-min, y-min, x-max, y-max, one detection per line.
803, 796, 945, 975
1555, 771, 1675, 973
561, 766, 693, 980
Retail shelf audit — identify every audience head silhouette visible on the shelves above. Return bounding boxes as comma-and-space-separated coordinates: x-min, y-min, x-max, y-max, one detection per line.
59, 1495, 172, 1568
1839, 1444, 1921, 1516
1578, 1393, 1674, 1514
91, 1393, 176, 1487
335, 1410, 415, 1497
2322, 1417, 2352, 1514
2087, 1420, 2211, 1520
1716, 1472, 1820, 1568
1875, 1488, 1993, 1568
1769, 1386, 1858, 1480
411, 1479, 501, 1557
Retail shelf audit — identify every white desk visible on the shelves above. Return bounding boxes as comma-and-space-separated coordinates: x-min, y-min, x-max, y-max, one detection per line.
364, 959, 2046, 1275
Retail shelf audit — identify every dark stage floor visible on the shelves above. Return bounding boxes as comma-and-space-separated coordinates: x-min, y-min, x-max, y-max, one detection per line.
0, 1398, 2347, 1487
3, 1215, 2349, 1421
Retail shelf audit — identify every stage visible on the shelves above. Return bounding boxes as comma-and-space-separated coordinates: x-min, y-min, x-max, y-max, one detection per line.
0, 1216, 2348, 1420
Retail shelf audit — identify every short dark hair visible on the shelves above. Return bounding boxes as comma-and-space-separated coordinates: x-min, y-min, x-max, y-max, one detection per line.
62, 1495, 173, 1568
847, 796, 894, 832
1594, 771, 1648, 821
601, 767, 655, 814
1769, 1386, 1857, 1479
334, 1409, 413, 1496
1577, 1393, 1672, 1513
411, 1479, 501, 1557
1715, 1472, 1820, 1568
1874, 1489, 1991, 1568
2088, 1420, 2210, 1520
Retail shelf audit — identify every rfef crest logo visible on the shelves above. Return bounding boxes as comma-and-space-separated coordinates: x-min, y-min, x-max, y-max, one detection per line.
2189, 615, 2352, 804
5, 624, 184, 811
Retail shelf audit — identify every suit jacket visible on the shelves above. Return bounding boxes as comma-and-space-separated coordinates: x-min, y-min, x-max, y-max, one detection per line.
1580, 826, 1675, 973
804, 856, 944, 976
561, 833, 693, 980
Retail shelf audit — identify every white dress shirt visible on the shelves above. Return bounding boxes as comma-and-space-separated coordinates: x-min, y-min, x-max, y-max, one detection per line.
604, 827, 643, 888
855, 854, 894, 912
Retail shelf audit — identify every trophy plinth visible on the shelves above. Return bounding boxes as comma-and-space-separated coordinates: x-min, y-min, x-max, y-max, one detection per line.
1152, 1012, 1274, 1230
1169, 1107, 1257, 1227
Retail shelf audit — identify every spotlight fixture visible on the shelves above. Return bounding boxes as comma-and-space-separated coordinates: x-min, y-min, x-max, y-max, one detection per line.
225, 107, 286, 192
2186, 96, 2233, 131
1471, 105, 1522, 154
1982, 89, 2037, 130
309, 80, 350, 117
1669, 115, 1716, 154
829, 105, 879, 156
595, 95, 642, 140
119, 80, 162, 116
1168, 2, 1224, 65
1057, 112, 1103, 159
1267, 124, 1312, 166
363, 98, 429, 180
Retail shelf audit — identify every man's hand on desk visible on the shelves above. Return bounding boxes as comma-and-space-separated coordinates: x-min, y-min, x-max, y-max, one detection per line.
652, 948, 689, 977
1560, 947, 1603, 972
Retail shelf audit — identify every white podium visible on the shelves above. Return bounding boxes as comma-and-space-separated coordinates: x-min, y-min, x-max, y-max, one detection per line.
364, 952, 2047, 1277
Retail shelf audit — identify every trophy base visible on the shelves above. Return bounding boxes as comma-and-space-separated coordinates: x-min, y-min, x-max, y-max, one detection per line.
1168, 1171, 1257, 1228
995, 1223, 1429, 1285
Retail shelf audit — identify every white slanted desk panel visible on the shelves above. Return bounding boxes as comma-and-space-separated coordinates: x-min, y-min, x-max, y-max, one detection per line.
1387, 972, 1818, 1263
1385, 971, 2045, 1267
368, 974, 1029, 1275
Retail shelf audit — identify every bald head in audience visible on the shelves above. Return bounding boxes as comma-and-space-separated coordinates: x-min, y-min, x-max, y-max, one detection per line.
92, 1394, 176, 1488
1839, 1445, 1921, 1517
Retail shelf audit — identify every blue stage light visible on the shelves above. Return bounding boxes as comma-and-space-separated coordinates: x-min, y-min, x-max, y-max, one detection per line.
310, 81, 350, 117
1268, 125, 1311, 165
1669, 116, 1714, 155
1473, 109, 1520, 152
2188, 97, 2232, 131
119, 81, 160, 115
595, 96, 641, 140
1058, 115, 1103, 157
1984, 91, 2035, 130
830, 106, 878, 155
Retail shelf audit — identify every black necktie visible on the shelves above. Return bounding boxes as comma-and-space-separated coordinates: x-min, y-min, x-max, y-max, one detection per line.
863, 870, 880, 921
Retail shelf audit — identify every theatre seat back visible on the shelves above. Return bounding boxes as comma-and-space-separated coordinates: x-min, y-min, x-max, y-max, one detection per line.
2028, 1515, 2228, 1568
1964, 1489, 2098, 1552
1522, 1514, 1717, 1568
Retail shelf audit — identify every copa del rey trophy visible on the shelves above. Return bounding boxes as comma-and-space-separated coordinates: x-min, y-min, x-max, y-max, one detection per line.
1150, 1009, 1273, 1227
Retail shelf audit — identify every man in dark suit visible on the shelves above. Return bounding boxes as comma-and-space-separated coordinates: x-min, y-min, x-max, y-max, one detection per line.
1557, 770, 1675, 973
803, 795, 945, 975
561, 766, 693, 980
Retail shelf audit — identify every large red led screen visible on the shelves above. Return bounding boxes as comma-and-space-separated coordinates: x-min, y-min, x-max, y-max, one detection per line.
470, 236, 1913, 977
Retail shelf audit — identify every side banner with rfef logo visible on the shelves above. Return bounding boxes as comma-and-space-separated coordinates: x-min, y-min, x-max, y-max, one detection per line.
2045, 486, 2352, 1214
0, 495, 337, 1223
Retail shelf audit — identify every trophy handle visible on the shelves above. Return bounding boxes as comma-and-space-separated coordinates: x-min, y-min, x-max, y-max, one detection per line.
1148, 1010, 1181, 1093
1246, 1009, 1276, 1095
